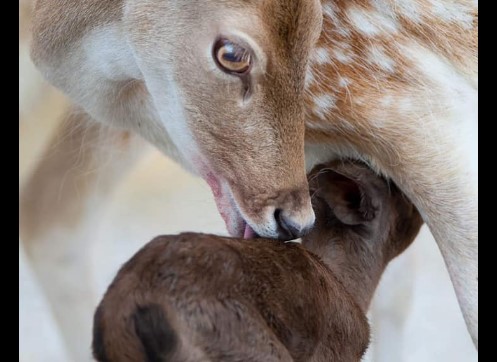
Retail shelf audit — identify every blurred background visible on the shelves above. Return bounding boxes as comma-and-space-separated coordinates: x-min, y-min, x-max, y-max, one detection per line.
19, 1, 477, 361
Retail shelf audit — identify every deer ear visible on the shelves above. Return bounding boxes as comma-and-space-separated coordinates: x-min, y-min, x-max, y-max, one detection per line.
311, 165, 379, 226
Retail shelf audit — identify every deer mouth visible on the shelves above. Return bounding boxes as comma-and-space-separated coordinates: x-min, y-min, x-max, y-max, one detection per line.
204, 170, 259, 239
243, 221, 258, 238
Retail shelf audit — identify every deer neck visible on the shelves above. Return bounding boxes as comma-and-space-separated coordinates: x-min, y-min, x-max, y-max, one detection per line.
303, 234, 386, 312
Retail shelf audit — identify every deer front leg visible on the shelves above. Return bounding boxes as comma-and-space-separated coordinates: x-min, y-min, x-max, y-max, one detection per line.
19, 106, 148, 361
306, 91, 477, 348
407, 179, 477, 349
375, 114, 478, 348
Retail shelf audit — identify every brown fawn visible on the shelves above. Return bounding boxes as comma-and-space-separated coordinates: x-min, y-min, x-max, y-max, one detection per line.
92, 160, 423, 361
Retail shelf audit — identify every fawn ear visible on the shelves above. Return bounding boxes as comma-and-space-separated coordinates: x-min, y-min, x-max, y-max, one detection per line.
310, 162, 381, 226
133, 304, 178, 362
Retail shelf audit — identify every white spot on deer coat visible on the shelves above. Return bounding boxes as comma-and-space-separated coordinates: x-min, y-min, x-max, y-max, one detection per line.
347, 7, 399, 36
367, 45, 395, 72
312, 47, 332, 65
305, 67, 315, 88
338, 76, 351, 88
331, 48, 353, 64
313, 94, 337, 120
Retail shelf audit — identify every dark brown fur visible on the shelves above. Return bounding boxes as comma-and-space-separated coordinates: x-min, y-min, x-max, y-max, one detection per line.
93, 160, 422, 361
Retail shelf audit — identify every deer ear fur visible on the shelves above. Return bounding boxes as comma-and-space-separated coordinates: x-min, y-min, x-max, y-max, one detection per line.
312, 166, 379, 226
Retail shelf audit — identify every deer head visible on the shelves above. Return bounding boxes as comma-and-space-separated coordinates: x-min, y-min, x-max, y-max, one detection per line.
122, 0, 323, 239
304, 160, 423, 310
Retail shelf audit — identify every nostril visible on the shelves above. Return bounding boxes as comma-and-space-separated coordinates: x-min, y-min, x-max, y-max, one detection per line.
274, 209, 302, 241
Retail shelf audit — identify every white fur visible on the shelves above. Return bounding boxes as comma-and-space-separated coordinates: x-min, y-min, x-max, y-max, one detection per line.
367, 45, 395, 73
338, 76, 351, 88
305, 67, 316, 88
396, 98, 414, 113
313, 94, 337, 120
372, 0, 422, 23
330, 47, 354, 64
429, 0, 475, 27
84, 26, 142, 81
322, 3, 337, 19
311, 47, 332, 65
404, 44, 478, 177
347, 7, 399, 36
380, 95, 393, 107
80, 25, 198, 173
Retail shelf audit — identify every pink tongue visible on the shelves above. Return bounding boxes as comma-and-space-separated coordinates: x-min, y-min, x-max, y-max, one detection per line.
243, 223, 256, 239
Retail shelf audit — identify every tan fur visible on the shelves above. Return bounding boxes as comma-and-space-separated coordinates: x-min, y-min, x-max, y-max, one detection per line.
26, 0, 478, 348
31, 0, 121, 62
303, 1, 478, 346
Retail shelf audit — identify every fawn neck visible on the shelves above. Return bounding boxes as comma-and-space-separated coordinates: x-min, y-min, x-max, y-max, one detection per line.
303, 231, 386, 312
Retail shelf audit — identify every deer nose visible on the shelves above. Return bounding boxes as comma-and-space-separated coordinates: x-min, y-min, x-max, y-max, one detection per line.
274, 208, 314, 240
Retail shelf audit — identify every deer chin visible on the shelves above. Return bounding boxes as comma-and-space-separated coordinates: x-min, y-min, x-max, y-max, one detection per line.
203, 170, 258, 239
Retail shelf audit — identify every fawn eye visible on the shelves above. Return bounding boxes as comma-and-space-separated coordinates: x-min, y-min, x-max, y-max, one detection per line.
213, 38, 252, 75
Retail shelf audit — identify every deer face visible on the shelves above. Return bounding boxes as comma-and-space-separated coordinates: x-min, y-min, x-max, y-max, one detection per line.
304, 161, 423, 310
123, 0, 322, 239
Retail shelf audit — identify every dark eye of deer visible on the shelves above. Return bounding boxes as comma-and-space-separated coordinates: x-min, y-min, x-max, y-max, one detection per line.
213, 38, 251, 75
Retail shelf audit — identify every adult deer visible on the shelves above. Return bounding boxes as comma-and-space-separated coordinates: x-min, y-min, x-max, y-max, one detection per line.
21, 0, 477, 357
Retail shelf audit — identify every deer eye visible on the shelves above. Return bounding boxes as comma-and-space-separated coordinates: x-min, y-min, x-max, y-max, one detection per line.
213, 38, 252, 75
